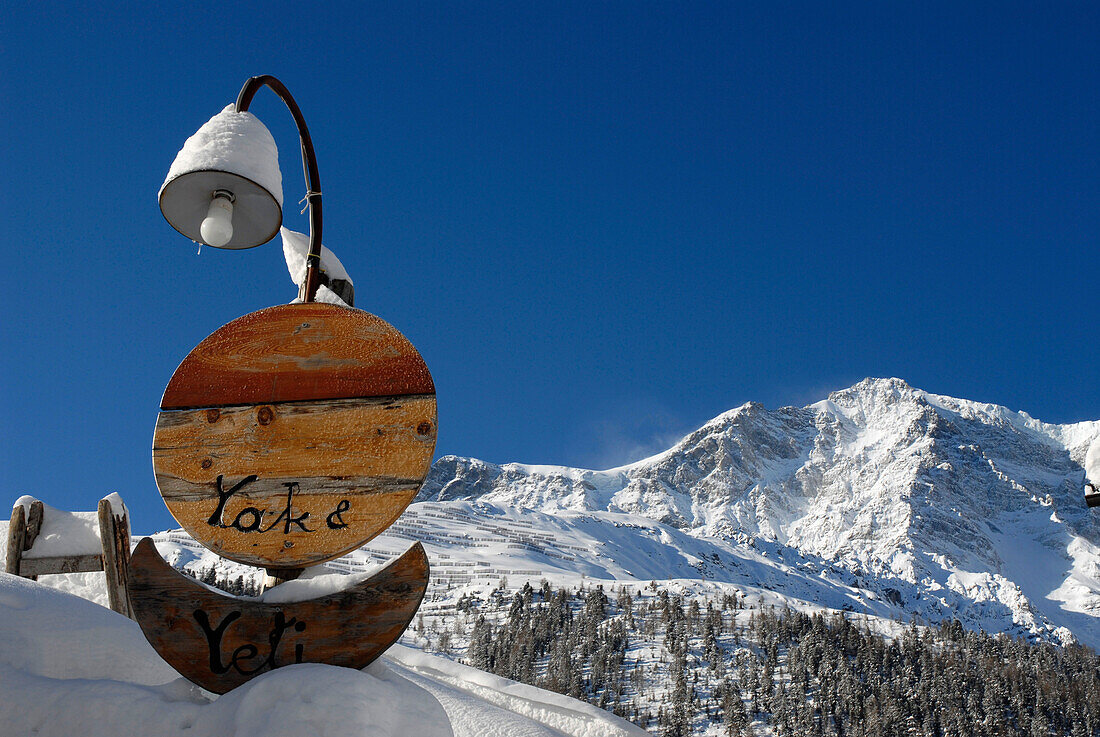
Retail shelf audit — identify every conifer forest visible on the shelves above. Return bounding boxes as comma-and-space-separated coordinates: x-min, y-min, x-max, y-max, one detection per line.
413, 581, 1100, 737
189, 561, 1100, 736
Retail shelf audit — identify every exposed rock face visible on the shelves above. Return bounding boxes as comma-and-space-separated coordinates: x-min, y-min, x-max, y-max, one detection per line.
419, 378, 1100, 644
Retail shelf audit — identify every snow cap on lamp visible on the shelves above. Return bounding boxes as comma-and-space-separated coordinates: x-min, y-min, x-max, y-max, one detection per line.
159, 104, 284, 249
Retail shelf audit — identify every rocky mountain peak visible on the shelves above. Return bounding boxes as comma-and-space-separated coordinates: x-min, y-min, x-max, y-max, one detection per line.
417, 378, 1100, 644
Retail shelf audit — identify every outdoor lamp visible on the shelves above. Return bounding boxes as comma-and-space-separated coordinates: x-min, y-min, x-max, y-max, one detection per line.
159, 75, 328, 301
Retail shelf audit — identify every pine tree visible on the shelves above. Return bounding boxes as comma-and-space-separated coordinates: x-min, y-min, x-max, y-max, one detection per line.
720, 677, 749, 737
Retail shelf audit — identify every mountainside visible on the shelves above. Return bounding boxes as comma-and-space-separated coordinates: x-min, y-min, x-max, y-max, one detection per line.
10, 377, 1100, 736
416, 378, 1100, 646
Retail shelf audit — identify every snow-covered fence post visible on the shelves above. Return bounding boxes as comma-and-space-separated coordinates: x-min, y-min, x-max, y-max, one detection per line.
6, 503, 26, 576
4, 503, 23, 575
6, 499, 44, 579
5, 495, 132, 618
98, 497, 132, 618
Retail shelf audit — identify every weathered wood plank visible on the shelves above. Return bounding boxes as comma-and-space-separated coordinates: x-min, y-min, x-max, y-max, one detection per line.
152, 395, 435, 568
156, 474, 421, 504
24, 500, 44, 551
160, 303, 435, 410
128, 537, 428, 694
20, 553, 104, 576
6, 504, 26, 576
99, 499, 132, 618
153, 395, 436, 481
158, 486, 417, 568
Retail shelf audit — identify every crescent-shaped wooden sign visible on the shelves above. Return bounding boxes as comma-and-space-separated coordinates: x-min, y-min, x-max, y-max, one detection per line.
127, 537, 429, 694
152, 302, 436, 569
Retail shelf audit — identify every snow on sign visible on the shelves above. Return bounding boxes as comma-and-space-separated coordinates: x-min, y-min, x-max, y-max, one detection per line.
152, 302, 437, 569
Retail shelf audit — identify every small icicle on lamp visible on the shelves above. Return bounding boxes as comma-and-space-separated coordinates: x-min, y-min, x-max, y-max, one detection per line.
159, 75, 327, 302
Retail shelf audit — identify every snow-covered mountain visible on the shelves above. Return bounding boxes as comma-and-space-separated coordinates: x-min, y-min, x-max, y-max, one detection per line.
140, 377, 1100, 649
415, 378, 1100, 646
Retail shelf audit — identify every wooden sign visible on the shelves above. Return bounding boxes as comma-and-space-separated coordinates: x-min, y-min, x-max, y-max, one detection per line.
152, 303, 436, 568
127, 537, 428, 694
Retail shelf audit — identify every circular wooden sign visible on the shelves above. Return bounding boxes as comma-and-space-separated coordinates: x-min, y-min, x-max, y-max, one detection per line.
152, 303, 436, 568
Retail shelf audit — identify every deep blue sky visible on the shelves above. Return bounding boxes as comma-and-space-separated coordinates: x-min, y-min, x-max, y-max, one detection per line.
2, 3, 1097, 534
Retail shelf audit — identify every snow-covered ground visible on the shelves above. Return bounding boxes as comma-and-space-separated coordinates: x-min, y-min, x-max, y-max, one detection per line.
0, 568, 644, 737
148, 492, 1096, 648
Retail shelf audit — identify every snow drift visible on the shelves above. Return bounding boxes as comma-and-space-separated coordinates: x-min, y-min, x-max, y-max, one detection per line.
0, 571, 644, 736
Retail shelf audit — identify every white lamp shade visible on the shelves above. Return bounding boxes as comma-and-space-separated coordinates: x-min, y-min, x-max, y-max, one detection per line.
159, 105, 284, 249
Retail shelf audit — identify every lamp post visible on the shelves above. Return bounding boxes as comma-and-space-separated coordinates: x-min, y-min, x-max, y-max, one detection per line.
159, 74, 327, 303
139, 74, 437, 693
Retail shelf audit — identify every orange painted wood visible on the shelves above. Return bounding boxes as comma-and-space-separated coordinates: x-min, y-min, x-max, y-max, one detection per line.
151, 303, 437, 569
127, 537, 428, 694
160, 303, 434, 410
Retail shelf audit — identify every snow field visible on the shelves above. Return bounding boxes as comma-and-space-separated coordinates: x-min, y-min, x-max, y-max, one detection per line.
0, 556, 644, 736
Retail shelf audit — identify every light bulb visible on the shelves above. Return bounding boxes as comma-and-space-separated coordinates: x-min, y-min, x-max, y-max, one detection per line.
200, 191, 235, 247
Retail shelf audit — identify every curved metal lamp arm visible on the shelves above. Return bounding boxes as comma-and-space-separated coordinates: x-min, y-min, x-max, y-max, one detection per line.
235, 75, 324, 303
